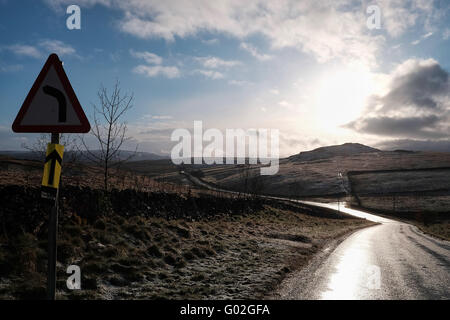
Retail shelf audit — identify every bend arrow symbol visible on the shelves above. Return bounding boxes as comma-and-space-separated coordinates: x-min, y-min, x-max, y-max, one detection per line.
43, 85, 67, 123
45, 150, 62, 186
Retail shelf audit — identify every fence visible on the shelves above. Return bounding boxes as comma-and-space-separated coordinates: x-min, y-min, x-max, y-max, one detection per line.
347, 167, 450, 214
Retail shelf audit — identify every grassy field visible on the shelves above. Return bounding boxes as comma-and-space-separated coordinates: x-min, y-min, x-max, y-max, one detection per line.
0, 186, 374, 300
0, 156, 190, 194
346, 167, 450, 240
418, 220, 450, 240
157, 151, 450, 198
0, 157, 376, 299
354, 195, 450, 213
348, 168, 450, 196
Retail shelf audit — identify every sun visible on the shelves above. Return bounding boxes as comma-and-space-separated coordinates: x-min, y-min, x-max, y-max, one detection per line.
313, 65, 375, 130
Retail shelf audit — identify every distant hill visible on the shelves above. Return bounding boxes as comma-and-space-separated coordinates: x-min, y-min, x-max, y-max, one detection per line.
0, 150, 168, 162
288, 143, 380, 162
177, 143, 450, 198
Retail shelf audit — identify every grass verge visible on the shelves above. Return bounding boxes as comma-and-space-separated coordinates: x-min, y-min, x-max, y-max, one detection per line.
0, 190, 374, 299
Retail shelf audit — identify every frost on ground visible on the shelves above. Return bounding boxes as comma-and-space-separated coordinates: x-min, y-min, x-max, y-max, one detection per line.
0, 185, 373, 300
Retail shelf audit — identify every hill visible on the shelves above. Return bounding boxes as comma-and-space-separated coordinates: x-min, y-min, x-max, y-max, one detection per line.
288, 143, 380, 162
158, 145, 450, 199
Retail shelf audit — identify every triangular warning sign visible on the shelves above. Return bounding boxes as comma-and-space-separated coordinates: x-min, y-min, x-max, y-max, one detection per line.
12, 53, 91, 133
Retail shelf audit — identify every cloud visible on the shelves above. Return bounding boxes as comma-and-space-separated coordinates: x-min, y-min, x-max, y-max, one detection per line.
228, 79, 252, 86
0, 64, 23, 72
195, 56, 241, 69
6, 44, 42, 58
193, 69, 224, 79
129, 49, 163, 65
142, 114, 173, 120
4, 40, 77, 59
132, 64, 180, 78
378, 0, 435, 37
345, 115, 446, 139
39, 39, 76, 56
109, 51, 121, 62
269, 89, 279, 95
240, 42, 272, 61
443, 28, 450, 40
130, 48, 180, 78
46, 0, 440, 66
377, 59, 449, 111
138, 128, 176, 135
410, 31, 434, 45
192, 56, 240, 80
344, 58, 450, 140
201, 38, 219, 45
278, 100, 292, 108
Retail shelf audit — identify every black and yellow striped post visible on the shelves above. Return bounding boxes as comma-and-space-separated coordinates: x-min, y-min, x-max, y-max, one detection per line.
41, 142, 64, 200
41, 133, 64, 300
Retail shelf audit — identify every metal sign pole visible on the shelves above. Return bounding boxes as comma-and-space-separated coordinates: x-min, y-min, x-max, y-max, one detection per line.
10, 53, 91, 299
47, 132, 59, 300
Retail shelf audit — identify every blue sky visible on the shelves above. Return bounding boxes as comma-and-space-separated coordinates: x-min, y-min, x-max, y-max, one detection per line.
1, 0, 449, 155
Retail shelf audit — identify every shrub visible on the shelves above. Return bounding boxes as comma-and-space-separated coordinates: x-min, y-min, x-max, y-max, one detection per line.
148, 245, 162, 258
174, 258, 186, 269
0, 249, 12, 275
182, 250, 195, 261
102, 246, 118, 258
108, 275, 127, 287
12, 233, 39, 274
169, 225, 191, 238
82, 276, 98, 290
83, 261, 105, 274
191, 273, 205, 281
57, 239, 77, 264
190, 247, 206, 259
124, 271, 144, 282
13, 273, 46, 300
94, 219, 106, 230
203, 247, 216, 256
163, 253, 177, 266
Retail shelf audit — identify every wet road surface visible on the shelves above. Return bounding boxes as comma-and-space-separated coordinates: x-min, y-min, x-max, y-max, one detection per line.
182, 172, 450, 299
276, 202, 450, 300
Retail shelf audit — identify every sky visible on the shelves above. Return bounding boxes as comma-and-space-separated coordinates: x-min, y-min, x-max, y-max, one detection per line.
0, 0, 449, 157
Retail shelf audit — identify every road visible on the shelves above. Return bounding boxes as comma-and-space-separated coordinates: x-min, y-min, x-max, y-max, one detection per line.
276, 202, 450, 299
183, 172, 450, 299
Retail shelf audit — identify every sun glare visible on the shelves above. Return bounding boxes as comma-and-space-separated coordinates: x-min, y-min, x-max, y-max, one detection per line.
313, 66, 375, 130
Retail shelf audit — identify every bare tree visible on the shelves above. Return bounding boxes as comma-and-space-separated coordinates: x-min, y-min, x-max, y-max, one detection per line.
80, 80, 137, 191
22, 133, 81, 164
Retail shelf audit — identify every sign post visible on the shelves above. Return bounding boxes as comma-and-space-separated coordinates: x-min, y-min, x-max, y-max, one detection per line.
12, 53, 90, 300
47, 133, 60, 300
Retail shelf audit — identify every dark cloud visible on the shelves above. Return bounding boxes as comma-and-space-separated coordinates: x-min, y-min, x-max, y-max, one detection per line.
345, 115, 448, 139
345, 59, 450, 141
379, 61, 449, 111
375, 139, 450, 152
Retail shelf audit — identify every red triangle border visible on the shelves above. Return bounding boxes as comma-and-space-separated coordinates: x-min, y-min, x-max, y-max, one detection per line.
12, 53, 91, 133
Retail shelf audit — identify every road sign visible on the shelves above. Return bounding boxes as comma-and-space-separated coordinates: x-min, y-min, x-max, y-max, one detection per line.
11, 53, 90, 300
12, 53, 90, 133
41, 143, 64, 200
